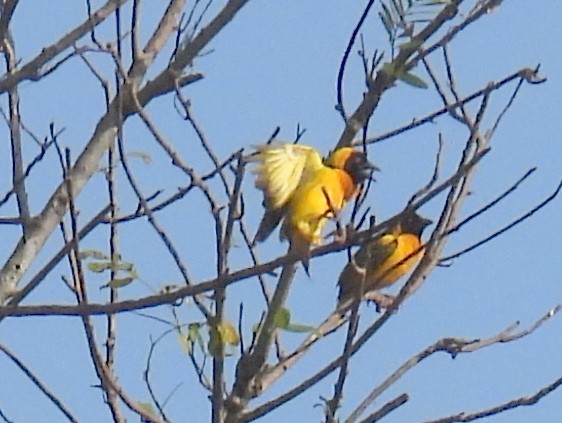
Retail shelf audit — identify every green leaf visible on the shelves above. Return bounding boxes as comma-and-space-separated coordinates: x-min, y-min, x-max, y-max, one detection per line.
180, 323, 205, 355
137, 401, 158, 422
420, 0, 450, 4
390, 0, 405, 18
273, 307, 291, 330
379, 3, 395, 39
208, 320, 240, 357
217, 320, 240, 347
381, 1, 396, 22
208, 326, 221, 357
392, 0, 407, 17
111, 253, 123, 262
382, 61, 428, 89
78, 250, 108, 260
398, 38, 423, 52
178, 332, 192, 355
127, 268, 139, 280
110, 261, 134, 272
106, 277, 135, 289
284, 323, 316, 333
128, 150, 152, 164
273, 308, 315, 333
379, 10, 394, 39
382, 62, 397, 76
397, 23, 415, 39
87, 261, 111, 273
397, 70, 429, 89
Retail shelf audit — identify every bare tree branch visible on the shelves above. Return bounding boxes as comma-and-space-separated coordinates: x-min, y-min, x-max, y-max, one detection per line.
344, 301, 562, 422
3, 34, 31, 235
336, 0, 377, 120
0, 0, 130, 92
0, 0, 251, 303
0, 343, 79, 423
422, 374, 562, 423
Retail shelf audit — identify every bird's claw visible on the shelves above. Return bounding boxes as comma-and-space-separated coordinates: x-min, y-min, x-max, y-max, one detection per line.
365, 292, 396, 312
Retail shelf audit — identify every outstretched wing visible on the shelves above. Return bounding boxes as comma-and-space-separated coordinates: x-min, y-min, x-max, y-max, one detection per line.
249, 143, 323, 210
249, 143, 324, 244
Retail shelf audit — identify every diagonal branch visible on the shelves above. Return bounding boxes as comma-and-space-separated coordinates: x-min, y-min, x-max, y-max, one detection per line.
336, 0, 377, 120
0, 0, 18, 46
225, 262, 298, 422
0, 0, 129, 92
337, 0, 465, 149
0, 0, 252, 303
0, 343, 79, 423
359, 67, 544, 146
3, 35, 31, 235
0, 142, 489, 318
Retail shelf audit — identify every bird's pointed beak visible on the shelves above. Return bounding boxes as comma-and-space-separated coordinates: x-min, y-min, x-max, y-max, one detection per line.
346, 152, 380, 184
420, 217, 433, 227
366, 160, 380, 172
363, 159, 380, 182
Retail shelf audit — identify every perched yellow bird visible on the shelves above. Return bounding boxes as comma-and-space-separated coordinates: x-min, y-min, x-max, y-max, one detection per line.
250, 143, 376, 270
337, 210, 432, 308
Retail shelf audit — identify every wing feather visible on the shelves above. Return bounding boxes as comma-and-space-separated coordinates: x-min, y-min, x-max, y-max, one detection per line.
249, 143, 323, 210
337, 234, 398, 306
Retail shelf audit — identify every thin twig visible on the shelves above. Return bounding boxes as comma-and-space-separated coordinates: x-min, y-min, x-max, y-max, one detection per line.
0, 0, 129, 93
421, 374, 562, 423
409, 132, 444, 205
442, 179, 562, 262
0, 343, 79, 423
144, 332, 174, 422
0, 146, 490, 318
225, 261, 298, 422
324, 291, 363, 421
63, 148, 125, 422
345, 301, 562, 423
358, 393, 408, 423
360, 67, 543, 146
4, 34, 31, 235
336, 0, 377, 120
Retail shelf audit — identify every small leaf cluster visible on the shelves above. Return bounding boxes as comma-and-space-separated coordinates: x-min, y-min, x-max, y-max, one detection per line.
79, 249, 139, 289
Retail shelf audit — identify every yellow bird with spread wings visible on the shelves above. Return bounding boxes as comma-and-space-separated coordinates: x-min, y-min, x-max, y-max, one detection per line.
249, 143, 377, 271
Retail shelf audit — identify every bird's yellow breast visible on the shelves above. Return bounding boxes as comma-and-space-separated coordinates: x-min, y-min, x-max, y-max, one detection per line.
370, 233, 423, 287
283, 168, 354, 245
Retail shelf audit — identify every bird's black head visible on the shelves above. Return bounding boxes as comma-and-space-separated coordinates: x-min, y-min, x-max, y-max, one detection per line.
339, 150, 379, 185
401, 211, 432, 237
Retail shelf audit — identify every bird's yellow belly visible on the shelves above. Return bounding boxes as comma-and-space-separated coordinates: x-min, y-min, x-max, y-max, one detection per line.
286, 171, 347, 245
371, 235, 423, 287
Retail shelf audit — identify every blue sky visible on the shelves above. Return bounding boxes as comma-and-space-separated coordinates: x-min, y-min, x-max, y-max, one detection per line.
1, 1, 561, 422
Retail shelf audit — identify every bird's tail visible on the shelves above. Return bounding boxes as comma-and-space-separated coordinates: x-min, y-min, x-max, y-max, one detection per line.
253, 208, 285, 245
336, 259, 366, 310
288, 233, 312, 276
